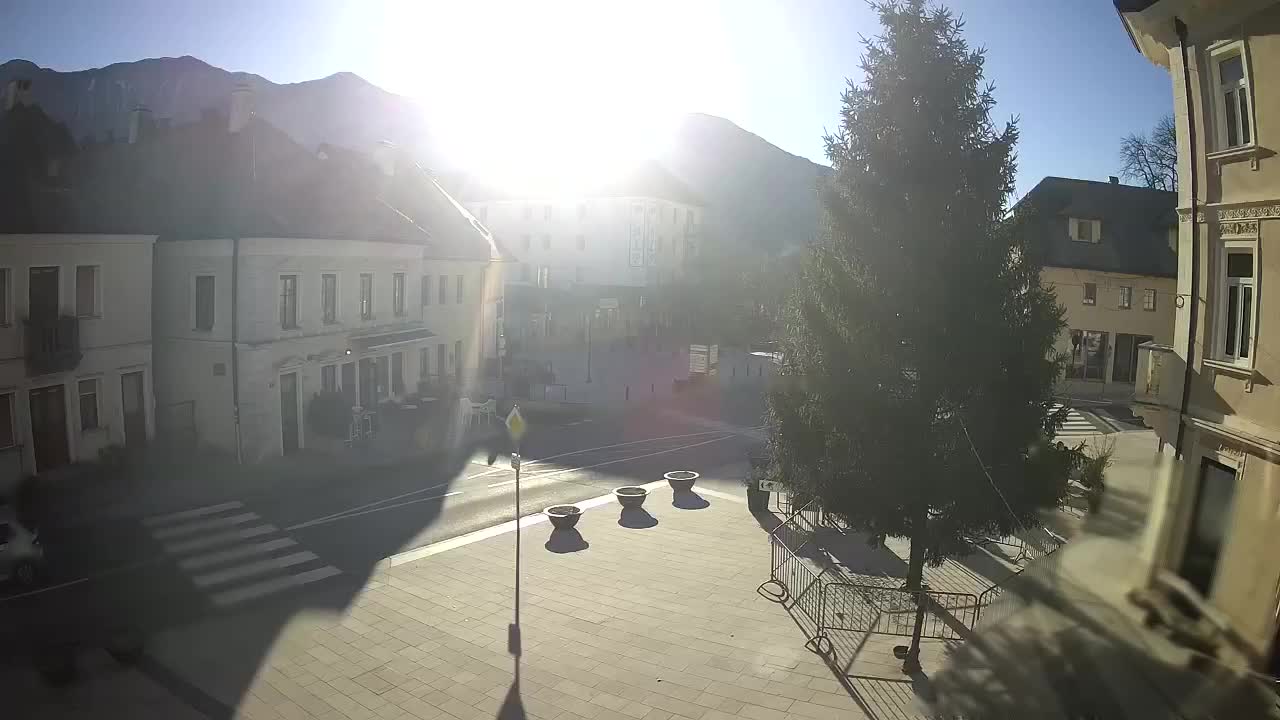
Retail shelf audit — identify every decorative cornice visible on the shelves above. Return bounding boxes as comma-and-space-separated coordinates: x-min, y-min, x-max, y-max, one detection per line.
1177, 203, 1280, 224
1220, 220, 1259, 238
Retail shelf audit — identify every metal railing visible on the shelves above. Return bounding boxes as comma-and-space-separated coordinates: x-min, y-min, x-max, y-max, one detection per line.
973, 525, 1066, 565
818, 582, 980, 641
760, 499, 827, 628
973, 526, 1069, 630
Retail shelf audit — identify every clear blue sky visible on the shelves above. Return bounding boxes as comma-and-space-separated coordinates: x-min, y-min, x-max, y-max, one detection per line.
3, 0, 1171, 199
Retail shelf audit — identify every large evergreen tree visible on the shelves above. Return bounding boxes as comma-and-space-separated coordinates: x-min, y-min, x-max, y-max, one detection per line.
765, 1, 1074, 670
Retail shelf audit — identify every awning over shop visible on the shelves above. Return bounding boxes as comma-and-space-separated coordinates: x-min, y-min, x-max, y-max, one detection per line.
351, 326, 436, 352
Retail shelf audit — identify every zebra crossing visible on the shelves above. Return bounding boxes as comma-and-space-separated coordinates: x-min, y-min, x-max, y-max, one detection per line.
143, 501, 341, 607
1052, 403, 1103, 438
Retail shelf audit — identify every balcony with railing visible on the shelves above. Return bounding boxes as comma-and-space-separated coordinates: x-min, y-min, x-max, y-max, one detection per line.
1134, 341, 1179, 410
24, 314, 81, 376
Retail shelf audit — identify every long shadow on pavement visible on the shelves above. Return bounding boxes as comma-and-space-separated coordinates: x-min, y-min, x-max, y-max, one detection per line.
3, 390, 766, 719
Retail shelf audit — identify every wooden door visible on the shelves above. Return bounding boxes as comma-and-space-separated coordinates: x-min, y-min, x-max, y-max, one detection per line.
29, 384, 69, 472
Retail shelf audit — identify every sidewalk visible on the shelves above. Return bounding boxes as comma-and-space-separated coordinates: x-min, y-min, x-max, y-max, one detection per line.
13, 468, 942, 720
932, 429, 1280, 719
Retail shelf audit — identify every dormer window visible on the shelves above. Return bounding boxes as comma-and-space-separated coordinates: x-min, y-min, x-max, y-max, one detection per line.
1070, 218, 1100, 243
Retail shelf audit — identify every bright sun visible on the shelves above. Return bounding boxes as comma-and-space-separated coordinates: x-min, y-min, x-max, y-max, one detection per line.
375, 0, 728, 194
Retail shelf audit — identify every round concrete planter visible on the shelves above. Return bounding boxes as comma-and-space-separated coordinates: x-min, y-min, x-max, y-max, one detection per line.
544, 505, 582, 530
613, 486, 649, 509
664, 470, 699, 493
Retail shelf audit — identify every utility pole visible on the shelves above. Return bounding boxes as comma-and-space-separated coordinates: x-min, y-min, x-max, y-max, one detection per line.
585, 311, 593, 384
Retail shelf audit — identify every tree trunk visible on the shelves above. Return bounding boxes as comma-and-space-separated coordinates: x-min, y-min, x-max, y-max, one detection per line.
904, 503, 928, 592
902, 503, 929, 674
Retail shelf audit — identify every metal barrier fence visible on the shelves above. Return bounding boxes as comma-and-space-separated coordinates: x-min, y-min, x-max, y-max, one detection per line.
973, 527, 1068, 630
817, 582, 980, 641
761, 499, 827, 627
763, 494, 1069, 652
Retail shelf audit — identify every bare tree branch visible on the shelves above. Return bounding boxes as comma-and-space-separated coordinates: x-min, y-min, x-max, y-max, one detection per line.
1119, 114, 1178, 192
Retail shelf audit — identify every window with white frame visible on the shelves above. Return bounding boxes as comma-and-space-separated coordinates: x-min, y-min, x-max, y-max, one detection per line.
321, 364, 337, 393
1070, 218, 1099, 243
1143, 288, 1157, 312
1210, 43, 1253, 150
393, 272, 406, 316
321, 273, 337, 324
78, 378, 100, 430
0, 393, 13, 448
421, 275, 432, 307
456, 274, 464, 304
360, 273, 373, 319
76, 265, 99, 317
1119, 286, 1132, 309
1083, 282, 1097, 305
1220, 248, 1255, 363
279, 275, 299, 329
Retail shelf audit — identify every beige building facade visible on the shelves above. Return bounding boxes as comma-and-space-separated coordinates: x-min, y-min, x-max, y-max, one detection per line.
1019, 176, 1178, 396
0, 234, 155, 490
1119, 0, 1280, 676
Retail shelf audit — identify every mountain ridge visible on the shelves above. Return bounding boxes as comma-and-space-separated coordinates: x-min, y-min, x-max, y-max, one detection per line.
1, 56, 824, 252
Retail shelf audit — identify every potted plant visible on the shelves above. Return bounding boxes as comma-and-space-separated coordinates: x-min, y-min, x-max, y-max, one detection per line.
613, 486, 648, 509
665, 470, 699, 493
544, 505, 582, 530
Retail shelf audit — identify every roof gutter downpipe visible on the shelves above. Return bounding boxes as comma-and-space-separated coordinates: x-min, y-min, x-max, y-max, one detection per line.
1173, 16, 1200, 459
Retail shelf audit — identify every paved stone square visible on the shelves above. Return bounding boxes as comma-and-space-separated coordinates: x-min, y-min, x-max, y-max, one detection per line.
15, 470, 949, 719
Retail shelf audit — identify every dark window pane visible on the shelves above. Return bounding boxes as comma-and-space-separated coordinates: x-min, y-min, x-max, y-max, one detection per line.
79, 380, 98, 430
1219, 54, 1244, 85
321, 365, 336, 393
456, 274, 464, 303
0, 394, 12, 447
195, 276, 215, 330
1225, 285, 1239, 356
1179, 459, 1237, 595
421, 276, 431, 306
1227, 252, 1253, 278
76, 266, 95, 316
392, 352, 404, 394
1240, 91, 1251, 144
1225, 89, 1239, 147
438, 275, 447, 305
1240, 286, 1253, 359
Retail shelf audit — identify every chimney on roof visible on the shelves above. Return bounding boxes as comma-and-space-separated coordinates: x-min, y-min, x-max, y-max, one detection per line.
4, 78, 32, 111
229, 82, 254, 133
1109, 176, 1119, 184
128, 104, 153, 144
373, 140, 397, 177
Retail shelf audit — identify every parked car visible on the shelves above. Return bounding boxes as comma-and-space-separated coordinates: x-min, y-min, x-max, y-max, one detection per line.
0, 508, 44, 586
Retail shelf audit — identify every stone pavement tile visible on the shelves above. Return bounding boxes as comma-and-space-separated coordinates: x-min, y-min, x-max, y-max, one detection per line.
120, 483, 926, 720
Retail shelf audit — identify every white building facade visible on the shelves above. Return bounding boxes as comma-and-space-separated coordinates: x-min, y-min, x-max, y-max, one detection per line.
0, 234, 155, 487
464, 171, 703, 346
154, 237, 499, 463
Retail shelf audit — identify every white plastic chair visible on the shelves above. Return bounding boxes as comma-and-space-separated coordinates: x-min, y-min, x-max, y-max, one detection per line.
471, 398, 497, 425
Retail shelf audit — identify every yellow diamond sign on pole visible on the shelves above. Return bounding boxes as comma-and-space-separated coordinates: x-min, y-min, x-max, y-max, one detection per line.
505, 405, 527, 446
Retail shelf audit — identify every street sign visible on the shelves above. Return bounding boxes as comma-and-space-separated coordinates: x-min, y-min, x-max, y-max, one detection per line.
505, 405, 527, 444
511, 454, 521, 470
598, 298, 619, 310
759, 479, 783, 493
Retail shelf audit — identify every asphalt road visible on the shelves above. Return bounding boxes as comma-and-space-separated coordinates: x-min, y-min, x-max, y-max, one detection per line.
0, 388, 767, 670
